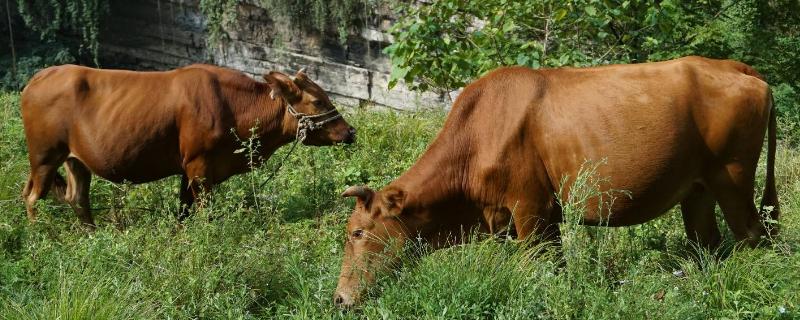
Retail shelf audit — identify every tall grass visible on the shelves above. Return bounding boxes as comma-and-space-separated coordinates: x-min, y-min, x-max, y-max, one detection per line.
0, 90, 798, 319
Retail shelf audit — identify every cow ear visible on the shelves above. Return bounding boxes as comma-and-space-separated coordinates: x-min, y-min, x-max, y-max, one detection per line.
263, 71, 301, 102
381, 187, 406, 217
341, 185, 374, 206
293, 67, 310, 88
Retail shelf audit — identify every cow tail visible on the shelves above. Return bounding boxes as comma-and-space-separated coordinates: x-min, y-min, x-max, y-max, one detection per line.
760, 90, 780, 236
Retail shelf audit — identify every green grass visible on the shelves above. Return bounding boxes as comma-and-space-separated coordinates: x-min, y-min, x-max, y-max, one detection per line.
1, 90, 799, 319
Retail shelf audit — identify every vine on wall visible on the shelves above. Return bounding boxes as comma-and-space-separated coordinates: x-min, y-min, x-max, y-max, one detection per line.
199, 0, 238, 46
12, 0, 380, 62
200, 0, 382, 45
3, 0, 380, 89
16, 0, 109, 63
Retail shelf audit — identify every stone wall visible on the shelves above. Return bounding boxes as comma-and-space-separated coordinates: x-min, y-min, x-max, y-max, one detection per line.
100, 0, 448, 110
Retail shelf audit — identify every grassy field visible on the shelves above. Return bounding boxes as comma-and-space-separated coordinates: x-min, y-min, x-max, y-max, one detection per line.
1, 90, 799, 319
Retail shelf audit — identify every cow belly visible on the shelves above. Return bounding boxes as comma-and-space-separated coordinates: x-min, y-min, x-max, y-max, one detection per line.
95, 159, 182, 184
69, 136, 183, 184
543, 119, 706, 226
568, 138, 705, 226
73, 151, 182, 184
579, 176, 698, 227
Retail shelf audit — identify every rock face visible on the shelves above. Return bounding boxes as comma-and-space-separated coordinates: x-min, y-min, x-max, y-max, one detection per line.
100, 0, 448, 110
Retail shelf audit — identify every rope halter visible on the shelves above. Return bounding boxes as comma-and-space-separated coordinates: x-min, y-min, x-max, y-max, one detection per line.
286, 103, 343, 142
256, 101, 341, 189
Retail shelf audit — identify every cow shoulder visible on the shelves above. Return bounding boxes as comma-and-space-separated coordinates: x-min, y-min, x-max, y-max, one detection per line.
173, 68, 228, 147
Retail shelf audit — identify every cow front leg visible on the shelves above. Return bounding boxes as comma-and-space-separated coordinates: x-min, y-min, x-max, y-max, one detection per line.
177, 174, 195, 221
180, 159, 214, 222
178, 177, 213, 222
512, 196, 562, 244
509, 198, 564, 268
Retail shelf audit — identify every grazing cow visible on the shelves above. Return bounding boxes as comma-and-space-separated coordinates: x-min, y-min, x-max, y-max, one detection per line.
333, 56, 778, 307
21, 64, 355, 227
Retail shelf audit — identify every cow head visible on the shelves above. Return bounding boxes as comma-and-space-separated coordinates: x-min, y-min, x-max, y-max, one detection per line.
263, 70, 356, 145
334, 185, 410, 308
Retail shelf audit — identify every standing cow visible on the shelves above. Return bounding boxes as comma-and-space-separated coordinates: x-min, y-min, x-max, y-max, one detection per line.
333, 56, 778, 307
21, 64, 355, 227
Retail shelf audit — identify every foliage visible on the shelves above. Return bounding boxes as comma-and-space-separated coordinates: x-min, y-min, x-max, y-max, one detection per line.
385, 0, 800, 95
259, 0, 382, 44
0, 43, 74, 91
199, 0, 239, 47
200, 0, 382, 45
2, 91, 800, 318
14, 0, 109, 64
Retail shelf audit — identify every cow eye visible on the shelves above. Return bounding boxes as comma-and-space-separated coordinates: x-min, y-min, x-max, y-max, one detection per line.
313, 100, 324, 107
351, 229, 364, 239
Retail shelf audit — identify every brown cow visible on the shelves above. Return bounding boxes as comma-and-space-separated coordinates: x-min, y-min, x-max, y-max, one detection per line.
21, 64, 355, 227
333, 56, 778, 307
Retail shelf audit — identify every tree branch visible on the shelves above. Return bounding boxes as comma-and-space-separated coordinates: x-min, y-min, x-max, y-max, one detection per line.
5, 0, 16, 81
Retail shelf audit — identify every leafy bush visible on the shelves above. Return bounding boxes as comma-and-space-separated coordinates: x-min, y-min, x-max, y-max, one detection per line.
0, 44, 75, 91
385, 0, 800, 97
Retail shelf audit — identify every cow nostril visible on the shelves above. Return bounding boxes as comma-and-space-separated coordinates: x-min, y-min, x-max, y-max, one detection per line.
343, 127, 356, 144
334, 295, 345, 306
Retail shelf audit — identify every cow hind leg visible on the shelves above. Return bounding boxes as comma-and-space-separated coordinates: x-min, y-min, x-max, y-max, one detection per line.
64, 158, 94, 228
680, 183, 721, 251
23, 164, 60, 222
24, 165, 67, 203
706, 163, 766, 247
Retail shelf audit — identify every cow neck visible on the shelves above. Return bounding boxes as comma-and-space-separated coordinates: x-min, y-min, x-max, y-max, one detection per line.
389, 133, 477, 237
230, 85, 297, 156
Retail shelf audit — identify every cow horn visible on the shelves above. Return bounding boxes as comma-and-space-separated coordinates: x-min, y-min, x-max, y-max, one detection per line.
294, 67, 309, 83
341, 185, 372, 199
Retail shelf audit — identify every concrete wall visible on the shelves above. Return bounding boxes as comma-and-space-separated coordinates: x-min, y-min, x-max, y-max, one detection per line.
100, 0, 448, 110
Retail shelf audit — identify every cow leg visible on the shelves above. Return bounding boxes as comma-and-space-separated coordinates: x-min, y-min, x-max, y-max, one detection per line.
23, 164, 59, 222
181, 158, 214, 221
512, 197, 562, 245
177, 174, 195, 221
188, 178, 212, 218
50, 173, 68, 203
680, 183, 721, 250
64, 158, 94, 228
706, 163, 766, 247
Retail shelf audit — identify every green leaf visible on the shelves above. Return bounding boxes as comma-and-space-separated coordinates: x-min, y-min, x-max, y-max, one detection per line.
388, 66, 410, 89
516, 54, 529, 66
555, 8, 568, 21
584, 5, 597, 16
502, 21, 515, 33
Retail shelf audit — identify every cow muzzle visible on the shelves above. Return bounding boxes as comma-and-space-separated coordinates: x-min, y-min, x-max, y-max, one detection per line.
343, 127, 356, 144
287, 104, 343, 143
